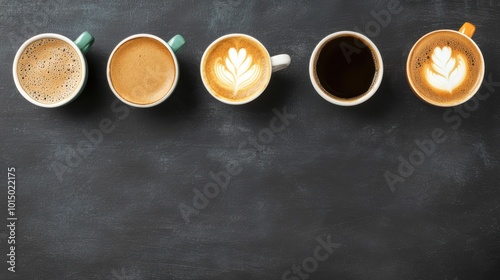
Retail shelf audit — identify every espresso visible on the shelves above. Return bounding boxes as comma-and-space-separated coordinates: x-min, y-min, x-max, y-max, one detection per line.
407, 31, 483, 106
109, 37, 176, 105
202, 35, 271, 101
313, 36, 378, 99
16, 38, 82, 104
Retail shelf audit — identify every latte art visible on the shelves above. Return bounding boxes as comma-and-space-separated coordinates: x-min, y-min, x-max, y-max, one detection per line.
424, 46, 467, 94
407, 30, 484, 107
214, 48, 261, 96
201, 35, 271, 102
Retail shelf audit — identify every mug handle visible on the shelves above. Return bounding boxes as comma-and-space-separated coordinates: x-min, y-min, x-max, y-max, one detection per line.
271, 54, 291, 72
74, 31, 94, 54
459, 22, 476, 38
167, 35, 185, 53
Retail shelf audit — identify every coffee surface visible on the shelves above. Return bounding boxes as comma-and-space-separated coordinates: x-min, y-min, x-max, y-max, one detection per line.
408, 31, 483, 106
109, 37, 176, 105
17, 38, 82, 104
313, 36, 378, 100
202, 35, 271, 102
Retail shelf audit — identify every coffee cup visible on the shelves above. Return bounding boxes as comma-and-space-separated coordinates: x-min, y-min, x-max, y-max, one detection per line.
107, 34, 185, 108
406, 22, 485, 107
13, 32, 94, 108
310, 31, 384, 106
200, 34, 291, 105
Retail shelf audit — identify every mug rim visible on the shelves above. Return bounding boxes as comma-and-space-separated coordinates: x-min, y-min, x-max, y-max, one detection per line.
12, 33, 88, 108
106, 33, 180, 108
406, 29, 485, 107
200, 33, 273, 105
309, 31, 384, 106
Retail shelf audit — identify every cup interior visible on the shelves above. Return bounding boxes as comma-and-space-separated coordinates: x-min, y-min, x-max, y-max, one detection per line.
200, 33, 272, 105
12, 33, 87, 108
107, 34, 180, 108
309, 31, 384, 106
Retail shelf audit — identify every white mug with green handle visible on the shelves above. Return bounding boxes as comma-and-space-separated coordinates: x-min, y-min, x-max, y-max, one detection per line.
13, 32, 94, 108
107, 34, 185, 108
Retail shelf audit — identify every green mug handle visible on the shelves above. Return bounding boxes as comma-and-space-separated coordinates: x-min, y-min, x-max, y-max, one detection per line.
167, 35, 185, 53
74, 31, 94, 54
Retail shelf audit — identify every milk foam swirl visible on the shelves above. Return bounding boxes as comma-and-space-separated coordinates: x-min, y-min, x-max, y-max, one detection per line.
214, 48, 261, 96
424, 46, 467, 94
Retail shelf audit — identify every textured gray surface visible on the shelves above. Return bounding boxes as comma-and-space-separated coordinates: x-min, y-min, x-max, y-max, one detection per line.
1, 0, 500, 279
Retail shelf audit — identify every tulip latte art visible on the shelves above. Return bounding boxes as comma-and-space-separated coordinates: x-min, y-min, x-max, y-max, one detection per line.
214, 48, 262, 96
202, 35, 270, 101
424, 46, 467, 94
408, 31, 483, 106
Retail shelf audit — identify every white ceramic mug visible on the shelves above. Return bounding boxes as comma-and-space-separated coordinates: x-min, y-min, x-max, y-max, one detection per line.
107, 34, 185, 108
200, 33, 291, 105
13, 32, 94, 108
310, 31, 384, 106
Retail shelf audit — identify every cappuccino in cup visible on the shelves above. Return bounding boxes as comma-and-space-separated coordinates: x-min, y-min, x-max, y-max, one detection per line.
201, 34, 291, 105
13, 32, 94, 108
406, 22, 485, 107
107, 34, 185, 108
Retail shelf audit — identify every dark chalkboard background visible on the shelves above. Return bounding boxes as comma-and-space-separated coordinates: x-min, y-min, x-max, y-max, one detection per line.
1, 0, 499, 279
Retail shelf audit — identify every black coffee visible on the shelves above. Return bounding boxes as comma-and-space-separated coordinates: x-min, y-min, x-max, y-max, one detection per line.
315, 36, 377, 99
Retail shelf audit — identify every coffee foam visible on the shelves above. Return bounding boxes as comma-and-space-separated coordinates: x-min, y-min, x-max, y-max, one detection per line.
17, 38, 82, 104
109, 37, 175, 105
202, 36, 270, 101
214, 48, 263, 94
408, 32, 482, 106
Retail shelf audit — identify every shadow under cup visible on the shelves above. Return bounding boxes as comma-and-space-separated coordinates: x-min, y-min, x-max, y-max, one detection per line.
310, 32, 384, 106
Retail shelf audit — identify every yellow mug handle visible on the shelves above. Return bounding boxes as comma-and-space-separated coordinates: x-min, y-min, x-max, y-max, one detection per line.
459, 22, 476, 38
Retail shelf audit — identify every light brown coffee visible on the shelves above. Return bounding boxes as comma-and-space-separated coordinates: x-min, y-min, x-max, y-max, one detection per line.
202, 35, 271, 102
17, 38, 82, 104
407, 31, 483, 106
109, 37, 176, 105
